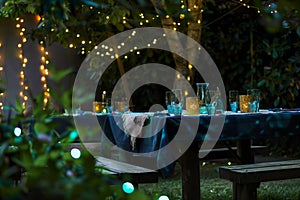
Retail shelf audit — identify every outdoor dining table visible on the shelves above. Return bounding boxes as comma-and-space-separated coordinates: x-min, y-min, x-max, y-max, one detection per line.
71, 109, 300, 200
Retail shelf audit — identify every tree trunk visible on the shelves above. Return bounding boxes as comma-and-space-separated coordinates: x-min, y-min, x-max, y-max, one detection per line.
150, 0, 203, 88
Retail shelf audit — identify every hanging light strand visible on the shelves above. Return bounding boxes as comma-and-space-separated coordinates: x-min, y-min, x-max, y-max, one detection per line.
39, 41, 50, 109
16, 17, 29, 109
0, 41, 4, 112
231, 0, 261, 13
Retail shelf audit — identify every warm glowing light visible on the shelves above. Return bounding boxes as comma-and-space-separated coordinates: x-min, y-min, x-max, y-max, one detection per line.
35, 15, 41, 22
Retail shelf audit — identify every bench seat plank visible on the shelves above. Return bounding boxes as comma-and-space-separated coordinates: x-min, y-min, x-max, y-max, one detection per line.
96, 156, 159, 184
219, 159, 300, 200
220, 159, 300, 184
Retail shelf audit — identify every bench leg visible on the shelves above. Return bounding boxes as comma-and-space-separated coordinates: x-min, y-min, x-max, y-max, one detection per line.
237, 140, 254, 164
233, 182, 260, 200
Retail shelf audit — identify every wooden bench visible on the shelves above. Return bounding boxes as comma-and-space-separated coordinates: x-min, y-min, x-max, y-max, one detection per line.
219, 159, 300, 200
67, 143, 159, 186
95, 156, 159, 186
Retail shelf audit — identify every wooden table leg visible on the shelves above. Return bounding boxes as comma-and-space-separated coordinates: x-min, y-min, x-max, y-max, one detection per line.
180, 142, 200, 200
236, 140, 254, 164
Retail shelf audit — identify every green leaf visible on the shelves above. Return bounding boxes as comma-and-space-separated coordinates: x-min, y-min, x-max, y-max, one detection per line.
34, 154, 48, 167
34, 122, 50, 133
257, 80, 266, 87
115, 23, 124, 31
48, 65, 73, 82
14, 98, 24, 113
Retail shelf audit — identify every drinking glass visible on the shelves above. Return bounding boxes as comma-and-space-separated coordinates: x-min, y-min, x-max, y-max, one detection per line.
105, 98, 112, 113
196, 83, 209, 105
171, 89, 184, 115
165, 91, 175, 114
196, 83, 209, 114
228, 90, 239, 112
113, 98, 129, 113
247, 89, 261, 112
207, 88, 224, 114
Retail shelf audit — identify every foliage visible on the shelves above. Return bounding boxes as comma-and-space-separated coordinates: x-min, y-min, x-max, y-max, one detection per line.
0, 71, 149, 199
201, 1, 300, 108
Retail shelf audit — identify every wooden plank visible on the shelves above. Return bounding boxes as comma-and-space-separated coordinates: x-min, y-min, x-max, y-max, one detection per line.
96, 156, 157, 174
221, 159, 300, 171
95, 156, 159, 184
219, 159, 300, 184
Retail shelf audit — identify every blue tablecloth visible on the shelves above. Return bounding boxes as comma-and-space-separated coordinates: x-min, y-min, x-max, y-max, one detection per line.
71, 110, 300, 177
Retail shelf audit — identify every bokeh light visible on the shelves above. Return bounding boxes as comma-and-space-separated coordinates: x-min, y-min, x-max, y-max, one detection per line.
70, 148, 81, 159
14, 127, 22, 136
158, 195, 169, 200
122, 182, 134, 194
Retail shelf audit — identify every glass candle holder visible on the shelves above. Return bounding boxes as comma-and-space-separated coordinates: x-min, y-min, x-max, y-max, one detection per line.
239, 95, 252, 113
186, 97, 199, 115
93, 101, 105, 113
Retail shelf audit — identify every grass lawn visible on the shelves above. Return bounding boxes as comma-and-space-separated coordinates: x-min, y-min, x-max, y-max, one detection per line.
139, 161, 300, 200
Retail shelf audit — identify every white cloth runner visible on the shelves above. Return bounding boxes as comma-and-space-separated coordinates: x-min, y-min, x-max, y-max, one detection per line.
122, 113, 149, 150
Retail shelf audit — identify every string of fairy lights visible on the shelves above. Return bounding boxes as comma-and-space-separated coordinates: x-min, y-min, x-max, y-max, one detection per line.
39, 41, 50, 109
16, 17, 29, 109
64, 0, 267, 56
0, 41, 4, 113
15, 16, 51, 110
